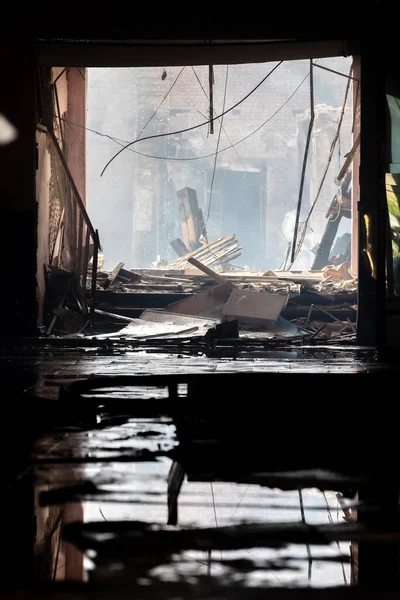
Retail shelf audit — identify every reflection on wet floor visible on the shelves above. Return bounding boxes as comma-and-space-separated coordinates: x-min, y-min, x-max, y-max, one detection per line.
3, 339, 390, 590
33, 412, 351, 586
35, 477, 351, 585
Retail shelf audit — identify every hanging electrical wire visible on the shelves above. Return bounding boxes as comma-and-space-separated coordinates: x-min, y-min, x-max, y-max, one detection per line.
290, 60, 315, 265
289, 63, 353, 265
50, 64, 314, 261
208, 65, 214, 134
207, 65, 229, 221
100, 62, 283, 176
51, 69, 308, 167
136, 66, 185, 140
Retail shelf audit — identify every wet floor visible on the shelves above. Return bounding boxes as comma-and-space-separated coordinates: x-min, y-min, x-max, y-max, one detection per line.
33, 427, 352, 586
0, 337, 393, 592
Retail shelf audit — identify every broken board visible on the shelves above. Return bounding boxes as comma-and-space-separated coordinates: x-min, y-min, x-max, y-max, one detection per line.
166, 282, 234, 316
222, 288, 288, 322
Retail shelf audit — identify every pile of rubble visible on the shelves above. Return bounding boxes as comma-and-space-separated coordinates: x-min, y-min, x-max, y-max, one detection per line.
91, 237, 357, 342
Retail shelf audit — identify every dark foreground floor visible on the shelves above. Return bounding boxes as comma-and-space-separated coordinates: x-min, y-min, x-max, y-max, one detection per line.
0, 336, 398, 597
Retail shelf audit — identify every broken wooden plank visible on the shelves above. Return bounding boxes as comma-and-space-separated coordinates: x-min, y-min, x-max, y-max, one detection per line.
140, 274, 191, 283
187, 256, 226, 282
307, 323, 327, 341
312, 304, 354, 327
166, 281, 234, 315
168, 234, 240, 270
129, 268, 185, 277
94, 309, 135, 322
222, 288, 288, 322
117, 268, 141, 283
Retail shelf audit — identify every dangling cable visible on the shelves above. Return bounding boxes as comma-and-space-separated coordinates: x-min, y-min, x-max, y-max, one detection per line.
290, 62, 353, 265
290, 60, 315, 265
207, 65, 229, 222
100, 62, 282, 176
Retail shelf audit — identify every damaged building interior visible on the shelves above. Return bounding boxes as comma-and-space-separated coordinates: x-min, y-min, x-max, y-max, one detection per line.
2, 14, 400, 598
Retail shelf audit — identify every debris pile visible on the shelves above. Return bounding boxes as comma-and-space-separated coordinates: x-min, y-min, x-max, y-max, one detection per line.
90, 237, 357, 342
44, 183, 357, 341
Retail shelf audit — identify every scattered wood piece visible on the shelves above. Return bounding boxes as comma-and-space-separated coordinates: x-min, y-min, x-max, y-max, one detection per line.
307, 323, 327, 341
117, 268, 141, 283
166, 281, 234, 316
222, 288, 288, 322
137, 326, 199, 339
128, 268, 185, 277
95, 309, 136, 322
168, 235, 241, 270
140, 274, 190, 283
312, 304, 354, 327
187, 257, 226, 283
